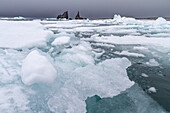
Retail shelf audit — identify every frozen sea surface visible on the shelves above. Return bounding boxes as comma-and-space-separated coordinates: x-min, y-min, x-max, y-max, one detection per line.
0, 15, 170, 112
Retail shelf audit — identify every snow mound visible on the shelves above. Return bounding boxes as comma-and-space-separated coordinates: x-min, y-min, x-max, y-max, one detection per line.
0, 21, 53, 49
154, 17, 167, 25
21, 50, 57, 85
52, 36, 70, 46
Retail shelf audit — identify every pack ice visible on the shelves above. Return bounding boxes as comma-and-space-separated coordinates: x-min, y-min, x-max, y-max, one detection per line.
0, 15, 169, 113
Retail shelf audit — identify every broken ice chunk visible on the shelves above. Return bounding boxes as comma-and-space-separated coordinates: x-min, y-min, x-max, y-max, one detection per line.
21, 50, 57, 85
51, 36, 70, 46
148, 87, 157, 93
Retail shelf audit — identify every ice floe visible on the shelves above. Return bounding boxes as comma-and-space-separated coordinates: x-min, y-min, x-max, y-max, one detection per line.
48, 58, 134, 113
0, 21, 53, 49
146, 59, 159, 66
91, 35, 170, 49
114, 51, 145, 57
148, 87, 157, 93
52, 36, 70, 46
133, 46, 149, 51
141, 73, 149, 77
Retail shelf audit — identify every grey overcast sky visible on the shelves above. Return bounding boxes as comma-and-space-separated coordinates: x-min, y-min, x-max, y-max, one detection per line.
0, 0, 170, 18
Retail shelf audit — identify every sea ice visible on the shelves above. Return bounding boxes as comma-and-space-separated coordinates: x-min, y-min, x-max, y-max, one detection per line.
86, 84, 166, 113
0, 49, 26, 84
0, 16, 169, 113
0, 21, 53, 49
51, 36, 70, 46
48, 58, 134, 113
55, 42, 94, 73
148, 87, 157, 93
141, 73, 149, 77
113, 15, 123, 23
0, 85, 30, 112
133, 46, 149, 51
13, 16, 25, 20
92, 35, 170, 49
114, 51, 145, 57
154, 17, 167, 25
146, 59, 159, 66
92, 43, 115, 48
21, 50, 57, 85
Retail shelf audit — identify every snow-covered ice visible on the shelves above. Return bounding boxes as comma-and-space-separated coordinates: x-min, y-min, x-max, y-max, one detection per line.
52, 36, 70, 46
141, 73, 149, 77
13, 16, 25, 20
0, 15, 169, 113
133, 46, 149, 51
91, 35, 170, 49
0, 21, 53, 48
148, 87, 157, 93
48, 58, 134, 113
154, 17, 167, 25
146, 59, 159, 66
0, 85, 30, 112
114, 51, 145, 57
21, 50, 57, 85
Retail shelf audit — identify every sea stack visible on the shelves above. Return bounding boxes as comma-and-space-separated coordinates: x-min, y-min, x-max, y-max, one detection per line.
75, 11, 85, 20
57, 11, 68, 19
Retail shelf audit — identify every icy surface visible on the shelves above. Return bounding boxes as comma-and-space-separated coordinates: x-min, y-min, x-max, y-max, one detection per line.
86, 84, 167, 113
48, 58, 134, 113
114, 51, 145, 57
0, 85, 31, 112
21, 50, 57, 85
0, 16, 170, 112
13, 16, 25, 20
54, 41, 94, 73
146, 59, 159, 66
154, 17, 167, 25
0, 21, 53, 48
52, 36, 70, 46
141, 73, 149, 77
148, 87, 157, 93
133, 46, 149, 51
91, 35, 170, 49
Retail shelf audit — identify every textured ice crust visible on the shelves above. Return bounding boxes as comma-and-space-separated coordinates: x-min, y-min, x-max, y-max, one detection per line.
55, 42, 94, 73
0, 85, 32, 113
48, 57, 134, 113
21, 50, 57, 85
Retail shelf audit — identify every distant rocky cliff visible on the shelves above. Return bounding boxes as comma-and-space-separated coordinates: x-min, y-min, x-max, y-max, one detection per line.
57, 11, 68, 19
